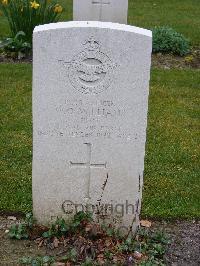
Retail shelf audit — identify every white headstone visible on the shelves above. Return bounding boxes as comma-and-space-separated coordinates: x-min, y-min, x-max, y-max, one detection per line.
33, 21, 152, 233
73, 0, 128, 24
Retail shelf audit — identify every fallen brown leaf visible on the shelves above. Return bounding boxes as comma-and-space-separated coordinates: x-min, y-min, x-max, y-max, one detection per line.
38, 239, 44, 248
53, 237, 59, 248
54, 262, 66, 266
140, 220, 152, 228
85, 223, 93, 232
97, 254, 105, 265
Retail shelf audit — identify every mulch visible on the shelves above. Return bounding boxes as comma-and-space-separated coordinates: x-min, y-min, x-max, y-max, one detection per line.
0, 216, 199, 266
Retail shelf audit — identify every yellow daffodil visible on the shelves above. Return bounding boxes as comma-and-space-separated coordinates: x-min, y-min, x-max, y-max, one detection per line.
30, 0, 40, 10
54, 4, 63, 13
2, 0, 8, 5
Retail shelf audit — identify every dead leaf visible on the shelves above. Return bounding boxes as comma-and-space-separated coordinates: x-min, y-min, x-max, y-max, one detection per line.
113, 254, 125, 264
38, 239, 44, 248
105, 239, 113, 247
113, 256, 119, 263
53, 237, 59, 248
97, 254, 105, 265
85, 223, 93, 232
140, 220, 151, 228
54, 263, 66, 266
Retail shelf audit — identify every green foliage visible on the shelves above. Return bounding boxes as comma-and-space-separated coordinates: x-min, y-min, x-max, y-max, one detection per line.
152, 26, 190, 56
42, 212, 93, 238
80, 257, 93, 266
104, 250, 113, 260
60, 248, 78, 263
101, 224, 117, 238
73, 211, 93, 222
117, 228, 170, 265
138, 228, 170, 265
0, 31, 31, 58
8, 223, 28, 239
25, 212, 35, 229
0, 0, 63, 43
42, 218, 69, 238
1, 0, 200, 45
118, 237, 136, 252
8, 213, 35, 239
12, 213, 170, 265
69, 211, 93, 233
19, 255, 55, 265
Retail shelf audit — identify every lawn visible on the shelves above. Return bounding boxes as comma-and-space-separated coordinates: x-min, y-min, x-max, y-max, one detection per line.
0, 0, 200, 45
0, 64, 199, 219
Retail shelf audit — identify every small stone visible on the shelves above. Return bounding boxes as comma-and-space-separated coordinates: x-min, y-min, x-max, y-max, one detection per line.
133, 251, 142, 260
5, 229, 9, 234
128, 255, 134, 262
7, 216, 17, 221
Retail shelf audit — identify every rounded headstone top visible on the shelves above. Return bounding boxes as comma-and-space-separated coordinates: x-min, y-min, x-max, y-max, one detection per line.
34, 21, 152, 38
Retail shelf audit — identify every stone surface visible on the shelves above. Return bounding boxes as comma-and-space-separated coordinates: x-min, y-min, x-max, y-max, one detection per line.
32, 21, 152, 233
73, 0, 128, 24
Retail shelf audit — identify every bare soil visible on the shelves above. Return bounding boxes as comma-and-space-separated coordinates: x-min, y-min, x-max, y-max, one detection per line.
155, 221, 200, 266
0, 48, 200, 69
0, 216, 199, 266
151, 48, 200, 69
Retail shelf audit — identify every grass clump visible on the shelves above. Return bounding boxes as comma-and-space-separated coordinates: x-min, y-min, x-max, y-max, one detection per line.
152, 26, 190, 56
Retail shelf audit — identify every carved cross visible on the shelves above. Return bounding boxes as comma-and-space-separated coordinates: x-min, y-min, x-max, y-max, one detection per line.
70, 143, 107, 200
92, 0, 111, 21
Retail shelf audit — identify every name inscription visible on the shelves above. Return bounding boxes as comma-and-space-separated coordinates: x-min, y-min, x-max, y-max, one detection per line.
37, 99, 133, 140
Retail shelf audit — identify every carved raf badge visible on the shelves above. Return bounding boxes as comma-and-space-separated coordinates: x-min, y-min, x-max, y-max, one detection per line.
60, 36, 116, 94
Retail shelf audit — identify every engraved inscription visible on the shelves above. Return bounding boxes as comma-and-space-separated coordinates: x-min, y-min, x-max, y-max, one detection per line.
60, 36, 116, 94
37, 99, 133, 140
70, 143, 107, 200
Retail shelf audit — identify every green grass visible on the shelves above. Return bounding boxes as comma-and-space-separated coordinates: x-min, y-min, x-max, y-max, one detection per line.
128, 0, 200, 46
0, 0, 200, 45
0, 64, 32, 212
0, 64, 199, 218
143, 68, 200, 219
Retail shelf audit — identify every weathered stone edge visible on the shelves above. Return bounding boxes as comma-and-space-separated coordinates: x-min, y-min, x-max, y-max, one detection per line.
34, 21, 152, 38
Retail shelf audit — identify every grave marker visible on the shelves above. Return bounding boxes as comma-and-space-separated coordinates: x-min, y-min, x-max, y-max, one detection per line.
73, 0, 128, 24
32, 21, 152, 233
